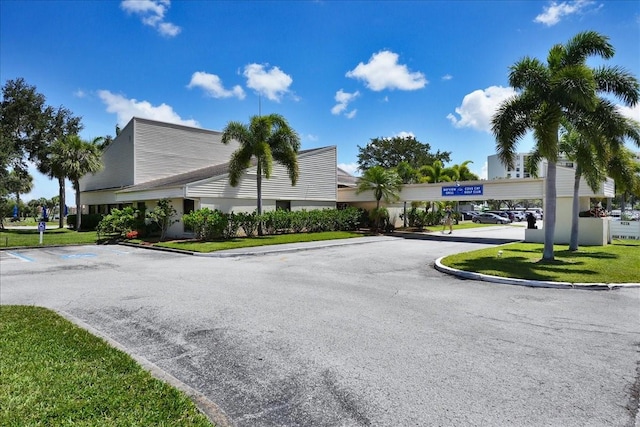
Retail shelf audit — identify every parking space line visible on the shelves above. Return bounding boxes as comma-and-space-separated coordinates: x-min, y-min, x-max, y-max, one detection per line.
60, 253, 97, 259
6, 252, 34, 262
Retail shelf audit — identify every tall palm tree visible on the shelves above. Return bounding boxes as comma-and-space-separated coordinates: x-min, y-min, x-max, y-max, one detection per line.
418, 160, 452, 184
221, 114, 300, 233
50, 135, 103, 231
492, 31, 639, 260
356, 166, 403, 210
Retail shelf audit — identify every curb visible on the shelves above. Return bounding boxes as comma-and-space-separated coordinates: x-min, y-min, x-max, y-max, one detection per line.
434, 257, 640, 290
55, 309, 234, 427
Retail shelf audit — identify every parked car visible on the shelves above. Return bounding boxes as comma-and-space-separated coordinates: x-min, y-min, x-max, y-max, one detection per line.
507, 211, 525, 221
472, 213, 512, 224
487, 211, 513, 222
460, 211, 478, 220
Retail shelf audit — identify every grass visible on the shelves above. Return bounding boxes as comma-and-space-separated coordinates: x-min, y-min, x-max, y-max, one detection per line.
153, 230, 366, 252
0, 306, 213, 426
441, 240, 640, 283
0, 228, 97, 248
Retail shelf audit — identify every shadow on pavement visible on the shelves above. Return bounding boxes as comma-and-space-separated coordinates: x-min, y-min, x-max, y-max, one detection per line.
389, 230, 522, 245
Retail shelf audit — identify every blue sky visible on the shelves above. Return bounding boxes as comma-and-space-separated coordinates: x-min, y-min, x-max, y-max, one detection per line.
2, 0, 639, 205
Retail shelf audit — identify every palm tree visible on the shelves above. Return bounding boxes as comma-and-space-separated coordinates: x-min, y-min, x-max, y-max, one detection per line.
444, 160, 478, 182
492, 31, 639, 260
418, 160, 452, 184
356, 166, 402, 210
6, 169, 33, 219
50, 135, 103, 231
221, 114, 300, 234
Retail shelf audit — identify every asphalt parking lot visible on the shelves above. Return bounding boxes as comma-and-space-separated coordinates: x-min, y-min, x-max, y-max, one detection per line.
1, 227, 639, 426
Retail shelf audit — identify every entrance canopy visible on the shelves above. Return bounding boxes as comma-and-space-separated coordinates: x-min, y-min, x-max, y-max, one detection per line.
337, 165, 614, 204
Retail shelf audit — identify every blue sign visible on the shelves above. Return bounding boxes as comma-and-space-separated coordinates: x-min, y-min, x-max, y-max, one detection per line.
38, 221, 46, 232
442, 185, 483, 197
12, 205, 18, 217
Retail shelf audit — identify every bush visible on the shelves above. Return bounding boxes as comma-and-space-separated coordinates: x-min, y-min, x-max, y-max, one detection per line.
96, 207, 140, 238
261, 209, 291, 235
67, 214, 103, 231
236, 211, 259, 237
183, 208, 228, 241
146, 199, 178, 240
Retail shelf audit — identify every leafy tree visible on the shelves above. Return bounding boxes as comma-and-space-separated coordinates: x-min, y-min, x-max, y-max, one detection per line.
357, 136, 451, 171
356, 166, 402, 211
221, 114, 300, 234
492, 31, 639, 260
394, 161, 420, 184
418, 160, 452, 183
48, 135, 103, 231
5, 169, 33, 219
147, 199, 178, 240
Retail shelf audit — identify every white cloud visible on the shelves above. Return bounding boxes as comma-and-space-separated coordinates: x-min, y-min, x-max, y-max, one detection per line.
73, 89, 86, 98
442, 74, 453, 81
331, 89, 360, 118
475, 161, 488, 180
305, 134, 319, 142
394, 131, 416, 139
534, 0, 595, 26
187, 71, 245, 99
447, 86, 516, 132
338, 162, 361, 176
243, 63, 293, 102
346, 50, 427, 91
617, 103, 640, 122
121, 0, 181, 37
98, 90, 199, 128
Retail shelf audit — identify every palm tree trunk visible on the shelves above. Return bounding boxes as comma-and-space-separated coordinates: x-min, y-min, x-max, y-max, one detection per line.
569, 166, 582, 251
16, 192, 20, 219
256, 162, 263, 236
58, 176, 65, 229
75, 181, 81, 232
542, 161, 557, 260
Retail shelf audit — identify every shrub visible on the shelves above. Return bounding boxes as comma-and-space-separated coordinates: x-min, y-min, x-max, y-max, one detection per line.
236, 211, 259, 237
146, 199, 178, 240
261, 209, 291, 235
183, 208, 228, 241
96, 207, 139, 238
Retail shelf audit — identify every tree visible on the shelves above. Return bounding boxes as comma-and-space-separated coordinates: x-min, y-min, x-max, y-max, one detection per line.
147, 199, 178, 240
5, 169, 33, 219
492, 31, 639, 260
0, 78, 49, 192
48, 135, 103, 231
418, 160, 452, 183
36, 107, 83, 228
444, 161, 479, 182
356, 166, 403, 210
357, 136, 451, 171
221, 114, 300, 234
560, 110, 640, 251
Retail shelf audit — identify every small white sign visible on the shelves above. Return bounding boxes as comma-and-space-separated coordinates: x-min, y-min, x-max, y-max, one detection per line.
38, 221, 46, 232
610, 221, 640, 240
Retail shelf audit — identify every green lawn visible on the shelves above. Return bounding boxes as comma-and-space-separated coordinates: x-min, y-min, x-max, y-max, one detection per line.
0, 306, 213, 426
441, 240, 640, 283
0, 228, 97, 247
154, 230, 366, 252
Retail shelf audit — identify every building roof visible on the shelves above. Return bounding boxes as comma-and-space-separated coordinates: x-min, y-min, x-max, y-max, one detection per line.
337, 167, 358, 188
117, 147, 328, 194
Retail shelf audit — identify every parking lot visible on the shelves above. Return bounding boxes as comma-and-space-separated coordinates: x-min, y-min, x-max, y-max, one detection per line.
1, 229, 639, 426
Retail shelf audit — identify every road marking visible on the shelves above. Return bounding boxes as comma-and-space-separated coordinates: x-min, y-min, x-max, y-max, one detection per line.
61, 253, 97, 259
7, 252, 34, 262
95, 246, 130, 255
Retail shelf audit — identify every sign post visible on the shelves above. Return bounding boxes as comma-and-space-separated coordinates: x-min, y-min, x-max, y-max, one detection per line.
38, 221, 46, 245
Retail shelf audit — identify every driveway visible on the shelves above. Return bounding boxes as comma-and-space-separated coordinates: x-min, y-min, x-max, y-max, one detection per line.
1, 226, 638, 426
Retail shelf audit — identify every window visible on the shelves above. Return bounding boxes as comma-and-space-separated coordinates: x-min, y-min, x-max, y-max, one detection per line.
183, 199, 195, 232
276, 200, 291, 211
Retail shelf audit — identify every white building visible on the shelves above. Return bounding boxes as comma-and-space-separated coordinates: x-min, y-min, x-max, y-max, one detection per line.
79, 117, 338, 238
487, 153, 574, 180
